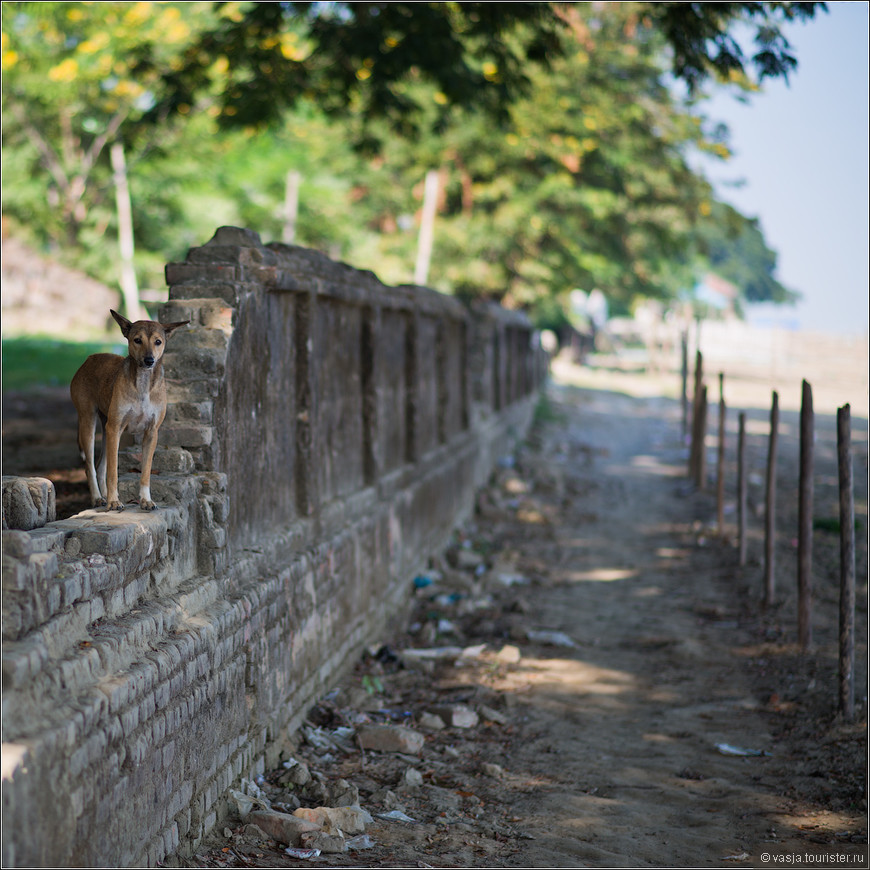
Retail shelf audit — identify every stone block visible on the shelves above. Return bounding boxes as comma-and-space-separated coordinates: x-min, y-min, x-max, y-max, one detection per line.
2, 476, 56, 531
165, 262, 240, 286
68, 523, 135, 557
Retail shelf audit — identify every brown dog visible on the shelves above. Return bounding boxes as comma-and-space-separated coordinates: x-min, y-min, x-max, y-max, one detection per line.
70, 309, 188, 511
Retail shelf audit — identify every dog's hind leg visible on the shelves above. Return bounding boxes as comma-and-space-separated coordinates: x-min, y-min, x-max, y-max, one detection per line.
78, 408, 106, 507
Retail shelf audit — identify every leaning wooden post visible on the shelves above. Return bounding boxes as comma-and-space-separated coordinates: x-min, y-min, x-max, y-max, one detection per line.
716, 373, 726, 531
837, 404, 855, 721
797, 379, 814, 649
696, 385, 708, 491
737, 411, 747, 567
688, 350, 704, 480
764, 391, 779, 605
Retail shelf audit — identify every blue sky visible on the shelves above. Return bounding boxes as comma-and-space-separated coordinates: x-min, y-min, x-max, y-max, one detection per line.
696, 1, 869, 336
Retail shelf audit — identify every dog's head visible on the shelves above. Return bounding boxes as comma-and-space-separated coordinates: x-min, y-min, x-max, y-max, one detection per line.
111, 309, 190, 369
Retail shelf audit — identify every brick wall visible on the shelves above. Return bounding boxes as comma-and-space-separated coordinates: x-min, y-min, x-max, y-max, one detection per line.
1, 227, 546, 867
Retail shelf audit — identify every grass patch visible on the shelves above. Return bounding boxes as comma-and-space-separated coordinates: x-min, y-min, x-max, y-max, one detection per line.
533, 391, 566, 426
1, 336, 124, 392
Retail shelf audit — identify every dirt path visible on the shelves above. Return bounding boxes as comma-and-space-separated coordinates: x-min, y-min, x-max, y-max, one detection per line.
474, 378, 863, 867
2, 357, 866, 868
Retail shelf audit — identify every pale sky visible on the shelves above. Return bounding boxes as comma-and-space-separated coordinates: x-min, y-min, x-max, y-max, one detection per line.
697, 0, 869, 337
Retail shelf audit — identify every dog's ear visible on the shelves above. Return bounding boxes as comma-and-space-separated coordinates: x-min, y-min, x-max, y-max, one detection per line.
160, 320, 190, 338
110, 309, 133, 337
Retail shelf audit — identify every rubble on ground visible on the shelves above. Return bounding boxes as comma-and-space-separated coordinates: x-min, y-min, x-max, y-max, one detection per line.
190, 450, 572, 867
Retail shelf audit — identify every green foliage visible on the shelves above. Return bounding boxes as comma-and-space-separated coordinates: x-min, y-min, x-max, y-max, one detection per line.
644, 2, 827, 93
696, 202, 800, 305
361, 674, 384, 695
1, 0, 822, 329
1, 336, 124, 391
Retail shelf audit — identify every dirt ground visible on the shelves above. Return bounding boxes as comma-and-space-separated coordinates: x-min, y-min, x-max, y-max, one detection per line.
2, 350, 867, 868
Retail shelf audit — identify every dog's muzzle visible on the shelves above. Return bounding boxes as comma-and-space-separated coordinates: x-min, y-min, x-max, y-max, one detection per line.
143, 356, 155, 368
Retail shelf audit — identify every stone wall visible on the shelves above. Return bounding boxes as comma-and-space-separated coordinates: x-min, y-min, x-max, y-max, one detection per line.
1, 227, 546, 867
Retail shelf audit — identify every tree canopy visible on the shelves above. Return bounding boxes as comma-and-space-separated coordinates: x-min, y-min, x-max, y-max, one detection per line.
1, 1, 824, 324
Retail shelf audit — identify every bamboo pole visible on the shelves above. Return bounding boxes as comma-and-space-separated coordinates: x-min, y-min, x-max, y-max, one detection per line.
764, 391, 779, 605
798, 379, 814, 649
838, 404, 855, 720
738, 411, 747, 567
716, 373, 726, 533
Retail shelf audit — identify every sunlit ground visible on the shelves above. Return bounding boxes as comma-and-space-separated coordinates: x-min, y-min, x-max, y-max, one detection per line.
551, 328, 869, 421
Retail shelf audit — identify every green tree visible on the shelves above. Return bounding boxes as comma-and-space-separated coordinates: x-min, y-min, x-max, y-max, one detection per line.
2, 2, 215, 249
695, 202, 799, 306
329, 4, 721, 316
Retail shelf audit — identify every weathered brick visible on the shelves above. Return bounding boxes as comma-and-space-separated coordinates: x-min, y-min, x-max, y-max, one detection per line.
70, 524, 135, 557
165, 262, 240, 285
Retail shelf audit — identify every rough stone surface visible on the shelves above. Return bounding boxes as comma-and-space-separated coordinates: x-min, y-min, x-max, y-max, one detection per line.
1, 227, 545, 869
2, 476, 56, 531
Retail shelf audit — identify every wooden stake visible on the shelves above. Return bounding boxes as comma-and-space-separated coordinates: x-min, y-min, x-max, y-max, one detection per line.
838, 404, 855, 720
798, 379, 814, 649
764, 391, 779, 605
696, 385, 708, 491
716, 373, 726, 533
738, 411, 747, 568
688, 350, 703, 480
681, 331, 689, 441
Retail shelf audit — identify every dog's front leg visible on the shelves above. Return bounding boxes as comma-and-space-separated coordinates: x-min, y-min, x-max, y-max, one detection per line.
104, 422, 125, 511
96, 417, 108, 500
139, 425, 160, 511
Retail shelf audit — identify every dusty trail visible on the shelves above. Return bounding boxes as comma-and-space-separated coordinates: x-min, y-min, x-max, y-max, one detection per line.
494, 381, 797, 866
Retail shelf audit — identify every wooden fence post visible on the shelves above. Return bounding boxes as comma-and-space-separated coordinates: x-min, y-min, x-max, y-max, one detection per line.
696, 385, 708, 491
838, 404, 855, 720
689, 350, 704, 481
764, 391, 779, 605
798, 379, 814, 649
738, 411, 747, 567
716, 373, 726, 532
681, 331, 689, 441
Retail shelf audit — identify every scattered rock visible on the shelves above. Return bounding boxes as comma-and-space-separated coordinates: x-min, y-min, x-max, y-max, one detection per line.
398, 767, 424, 791
427, 704, 479, 729
357, 724, 425, 755
478, 704, 509, 725
400, 646, 464, 667
278, 759, 311, 787
418, 712, 447, 731
293, 805, 371, 835
247, 810, 322, 846
456, 549, 485, 569
495, 645, 522, 664
481, 762, 505, 778
526, 628, 577, 648
300, 829, 347, 853
240, 824, 270, 843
